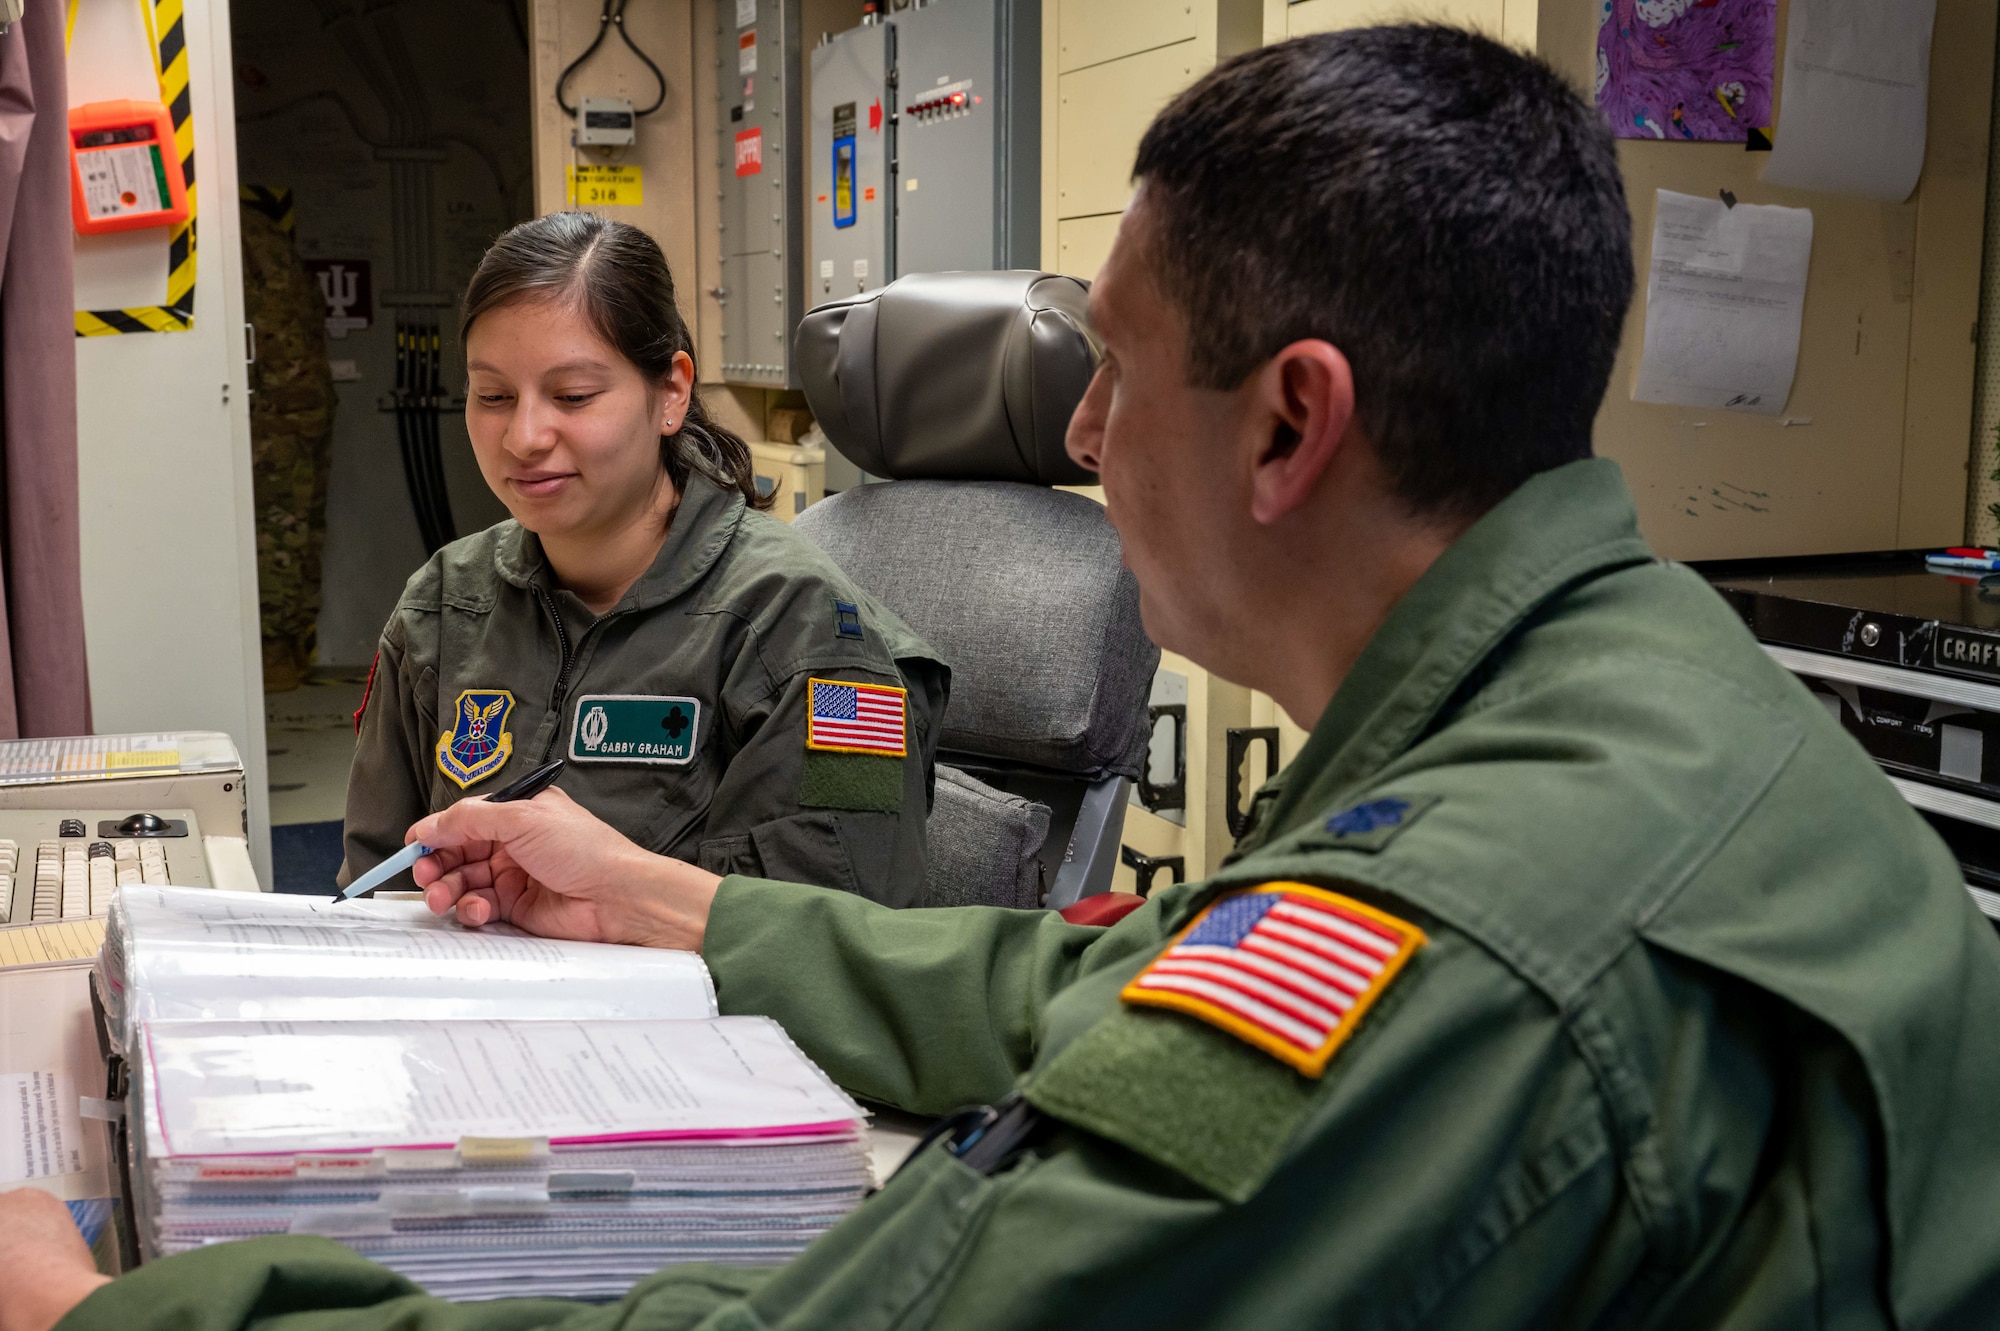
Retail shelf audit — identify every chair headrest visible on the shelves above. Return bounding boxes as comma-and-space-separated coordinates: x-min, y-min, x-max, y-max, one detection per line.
794, 271, 1098, 485
794, 480, 1158, 781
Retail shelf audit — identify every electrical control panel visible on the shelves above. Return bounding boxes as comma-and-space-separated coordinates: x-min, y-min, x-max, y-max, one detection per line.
893, 0, 1038, 276
722, 0, 1037, 380
810, 20, 892, 305
803, 0, 1038, 308
716, 0, 806, 388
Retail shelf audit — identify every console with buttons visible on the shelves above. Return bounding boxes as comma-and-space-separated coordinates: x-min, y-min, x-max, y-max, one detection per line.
0, 807, 213, 923
0, 732, 255, 925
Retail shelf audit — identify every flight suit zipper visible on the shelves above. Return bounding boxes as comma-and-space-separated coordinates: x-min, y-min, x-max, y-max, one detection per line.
536, 586, 576, 761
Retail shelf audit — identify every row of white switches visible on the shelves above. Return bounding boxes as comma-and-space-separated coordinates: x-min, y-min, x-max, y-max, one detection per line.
3, 836, 171, 922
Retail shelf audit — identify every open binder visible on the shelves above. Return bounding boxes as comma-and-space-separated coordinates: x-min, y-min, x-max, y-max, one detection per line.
96, 888, 870, 1301
98, 886, 719, 1050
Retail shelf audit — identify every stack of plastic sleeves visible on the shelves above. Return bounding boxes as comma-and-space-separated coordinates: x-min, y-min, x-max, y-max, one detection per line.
135, 1017, 871, 1301
97, 886, 720, 1054
100, 888, 871, 1301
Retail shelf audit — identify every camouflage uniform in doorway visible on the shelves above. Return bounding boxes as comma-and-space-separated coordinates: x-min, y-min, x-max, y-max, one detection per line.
241, 199, 335, 693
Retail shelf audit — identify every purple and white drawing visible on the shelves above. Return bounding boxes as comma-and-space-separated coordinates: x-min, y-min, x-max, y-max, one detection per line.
1596, 0, 1776, 143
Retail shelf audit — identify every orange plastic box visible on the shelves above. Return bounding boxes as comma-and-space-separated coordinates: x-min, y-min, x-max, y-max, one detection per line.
68, 99, 188, 236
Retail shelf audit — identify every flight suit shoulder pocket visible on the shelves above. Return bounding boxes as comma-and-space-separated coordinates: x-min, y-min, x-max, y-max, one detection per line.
747, 811, 861, 896
1023, 1004, 1317, 1204
697, 834, 756, 878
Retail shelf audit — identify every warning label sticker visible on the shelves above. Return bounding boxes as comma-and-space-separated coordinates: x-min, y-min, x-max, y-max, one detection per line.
78, 144, 166, 221
735, 128, 764, 177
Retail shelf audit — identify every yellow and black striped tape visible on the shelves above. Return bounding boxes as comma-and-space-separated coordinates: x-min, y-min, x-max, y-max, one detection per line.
68, 0, 197, 336
238, 183, 294, 234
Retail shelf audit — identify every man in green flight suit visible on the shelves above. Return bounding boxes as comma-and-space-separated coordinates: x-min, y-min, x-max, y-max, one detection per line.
6, 24, 2000, 1331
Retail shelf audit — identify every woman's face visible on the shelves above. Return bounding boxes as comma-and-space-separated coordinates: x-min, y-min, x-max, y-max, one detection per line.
464, 298, 693, 540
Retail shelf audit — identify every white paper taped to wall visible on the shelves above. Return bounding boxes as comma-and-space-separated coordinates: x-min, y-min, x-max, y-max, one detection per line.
1761, 0, 1938, 201
1633, 190, 1814, 416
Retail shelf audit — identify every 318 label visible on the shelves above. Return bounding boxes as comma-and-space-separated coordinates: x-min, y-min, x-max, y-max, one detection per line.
565, 164, 643, 207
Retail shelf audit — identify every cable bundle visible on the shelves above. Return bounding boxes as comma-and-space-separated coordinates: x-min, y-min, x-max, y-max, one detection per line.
394, 321, 457, 555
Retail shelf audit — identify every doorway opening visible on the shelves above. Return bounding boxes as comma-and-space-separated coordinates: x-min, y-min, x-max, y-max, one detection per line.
231, 0, 533, 890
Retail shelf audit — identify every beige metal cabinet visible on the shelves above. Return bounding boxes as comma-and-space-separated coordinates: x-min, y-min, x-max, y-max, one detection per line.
1041, 0, 1260, 283
1275, 0, 1528, 43
1060, 0, 1206, 72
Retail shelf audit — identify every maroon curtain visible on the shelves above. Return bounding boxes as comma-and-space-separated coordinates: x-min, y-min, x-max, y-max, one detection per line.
0, 1, 88, 737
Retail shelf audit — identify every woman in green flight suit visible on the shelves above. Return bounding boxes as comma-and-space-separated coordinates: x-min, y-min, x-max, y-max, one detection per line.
340, 213, 946, 906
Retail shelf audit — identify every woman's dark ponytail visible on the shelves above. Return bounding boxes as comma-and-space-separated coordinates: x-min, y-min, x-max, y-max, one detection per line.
662, 395, 767, 513
460, 212, 774, 512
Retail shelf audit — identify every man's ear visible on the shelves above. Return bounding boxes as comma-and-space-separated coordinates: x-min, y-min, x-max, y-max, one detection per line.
1248, 340, 1356, 525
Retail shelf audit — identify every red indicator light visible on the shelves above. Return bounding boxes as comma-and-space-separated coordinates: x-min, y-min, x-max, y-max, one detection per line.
951, 92, 965, 104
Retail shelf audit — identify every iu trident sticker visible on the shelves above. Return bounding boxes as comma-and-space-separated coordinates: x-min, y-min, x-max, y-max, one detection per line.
436, 689, 516, 788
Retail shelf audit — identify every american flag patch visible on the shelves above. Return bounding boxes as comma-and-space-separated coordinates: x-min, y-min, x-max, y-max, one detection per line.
1121, 883, 1425, 1077
805, 678, 908, 757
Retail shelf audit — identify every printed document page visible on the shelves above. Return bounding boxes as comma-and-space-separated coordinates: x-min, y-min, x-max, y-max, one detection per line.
143, 1017, 863, 1156
0, 967, 113, 1201
1761, 0, 1937, 201
111, 887, 716, 1026
1633, 189, 1813, 415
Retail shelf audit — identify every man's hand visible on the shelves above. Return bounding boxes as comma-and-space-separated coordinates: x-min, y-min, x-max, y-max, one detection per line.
409, 787, 721, 951
0, 1189, 109, 1331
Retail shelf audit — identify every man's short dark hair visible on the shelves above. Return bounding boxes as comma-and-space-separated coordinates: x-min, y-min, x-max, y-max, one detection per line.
1132, 26, 1633, 518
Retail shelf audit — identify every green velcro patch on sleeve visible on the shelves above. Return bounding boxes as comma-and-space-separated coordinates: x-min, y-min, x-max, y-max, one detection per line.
1024, 1005, 1316, 1202
800, 750, 903, 812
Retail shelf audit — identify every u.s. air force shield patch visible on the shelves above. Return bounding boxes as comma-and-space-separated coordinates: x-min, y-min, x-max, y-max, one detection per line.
435, 689, 515, 788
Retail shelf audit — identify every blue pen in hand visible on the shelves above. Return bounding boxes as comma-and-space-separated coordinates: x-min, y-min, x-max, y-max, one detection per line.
329, 758, 567, 903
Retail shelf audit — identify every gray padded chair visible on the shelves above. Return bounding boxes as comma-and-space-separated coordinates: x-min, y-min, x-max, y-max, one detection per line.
792, 271, 1159, 909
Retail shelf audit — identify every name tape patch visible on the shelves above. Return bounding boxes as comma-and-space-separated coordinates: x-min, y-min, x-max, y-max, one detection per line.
436, 690, 515, 789
1122, 883, 1425, 1078
805, 678, 907, 757
570, 695, 701, 765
